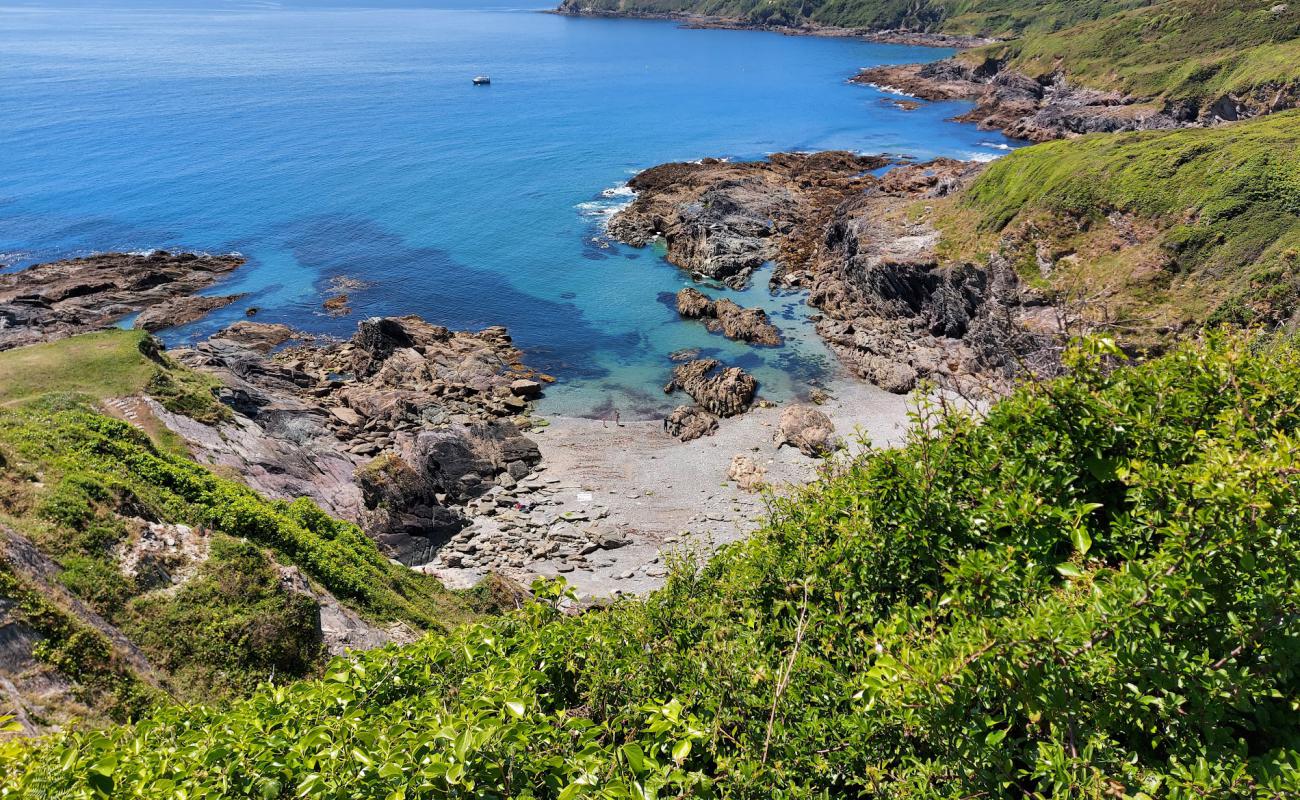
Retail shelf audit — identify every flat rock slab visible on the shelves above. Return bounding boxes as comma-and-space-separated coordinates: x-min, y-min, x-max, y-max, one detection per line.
0, 251, 244, 350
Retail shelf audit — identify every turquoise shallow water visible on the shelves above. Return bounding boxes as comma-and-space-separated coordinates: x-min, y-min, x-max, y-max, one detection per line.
0, 1, 1019, 416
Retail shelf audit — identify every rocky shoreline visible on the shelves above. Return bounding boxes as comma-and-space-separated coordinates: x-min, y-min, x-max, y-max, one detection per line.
0, 250, 888, 598
855, 56, 1300, 142
0, 251, 245, 351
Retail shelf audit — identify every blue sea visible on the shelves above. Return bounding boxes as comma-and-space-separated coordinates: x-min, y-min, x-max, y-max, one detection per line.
0, 1, 1019, 416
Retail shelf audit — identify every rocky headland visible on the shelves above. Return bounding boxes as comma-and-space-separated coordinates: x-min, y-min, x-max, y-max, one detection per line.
609, 152, 1059, 394
551, 3, 988, 48
0, 251, 245, 350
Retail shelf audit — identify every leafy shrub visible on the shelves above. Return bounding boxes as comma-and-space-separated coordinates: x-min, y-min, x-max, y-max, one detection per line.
5, 332, 1299, 798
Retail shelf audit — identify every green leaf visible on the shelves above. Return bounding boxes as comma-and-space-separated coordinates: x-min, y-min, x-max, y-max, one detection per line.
671, 739, 691, 765
1070, 525, 1092, 556
621, 743, 646, 773
1055, 563, 1084, 578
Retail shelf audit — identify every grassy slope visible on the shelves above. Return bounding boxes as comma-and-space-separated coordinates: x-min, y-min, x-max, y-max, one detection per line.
936, 110, 1300, 342
979, 0, 1300, 103
0, 332, 484, 719
5, 332, 1299, 797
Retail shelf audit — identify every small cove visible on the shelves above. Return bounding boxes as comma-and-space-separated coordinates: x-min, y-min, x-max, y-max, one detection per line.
0, 1, 1021, 416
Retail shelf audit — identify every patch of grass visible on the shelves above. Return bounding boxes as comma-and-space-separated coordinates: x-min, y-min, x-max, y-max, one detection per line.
0, 330, 160, 407
0, 329, 230, 425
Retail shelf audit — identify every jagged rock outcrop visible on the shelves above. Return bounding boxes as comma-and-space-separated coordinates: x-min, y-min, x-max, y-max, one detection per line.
165, 315, 546, 565
775, 405, 839, 457
806, 161, 1058, 393
664, 359, 757, 417
0, 251, 244, 350
662, 404, 719, 441
133, 294, 245, 333
609, 152, 887, 287
675, 287, 782, 345
276, 566, 417, 655
853, 58, 1297, 142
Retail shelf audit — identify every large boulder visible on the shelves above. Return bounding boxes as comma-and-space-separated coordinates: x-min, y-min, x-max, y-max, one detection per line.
665, 359, 757, 418
775, 404, 840, 457
675, 288, 782, 346
663, 405, 719, 442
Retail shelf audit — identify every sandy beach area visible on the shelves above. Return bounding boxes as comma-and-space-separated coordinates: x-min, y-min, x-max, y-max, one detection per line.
423, 377, 916, 597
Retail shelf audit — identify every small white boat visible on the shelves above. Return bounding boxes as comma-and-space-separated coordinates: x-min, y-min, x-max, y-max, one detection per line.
472, 75, 491, 85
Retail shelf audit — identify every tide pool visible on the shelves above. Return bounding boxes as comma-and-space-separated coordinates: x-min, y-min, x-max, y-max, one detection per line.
0, 1, 1019, 416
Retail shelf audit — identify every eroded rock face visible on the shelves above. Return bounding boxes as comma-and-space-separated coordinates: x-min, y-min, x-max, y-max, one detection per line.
612, 152, 1054, 394
665, 359, 757, 417
0, 251, 244, 350
775, 405, 839, 458
662, 404, 719, 442
675, 287, 782, 346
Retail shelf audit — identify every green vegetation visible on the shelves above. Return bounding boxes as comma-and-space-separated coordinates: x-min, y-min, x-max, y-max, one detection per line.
937, 110, 1300, 343
6, 332, 1298, 797
0, 328, 230, 425
0, 333, 483, 714
559, 0, 1150, 35
981, 0, 1300, 105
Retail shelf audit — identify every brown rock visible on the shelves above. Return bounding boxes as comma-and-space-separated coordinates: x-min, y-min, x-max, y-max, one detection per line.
775, 404, 839, 457
210, 321, 297, 353
675, 287, 781, 346
132, 293, 245, 333
665, 359, 756, 417
727, 455, 766, 493
0, 251, 244, 350
663, 405, 718, 442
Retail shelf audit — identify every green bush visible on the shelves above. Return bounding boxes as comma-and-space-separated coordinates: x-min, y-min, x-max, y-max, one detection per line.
5, 332, 1298, 798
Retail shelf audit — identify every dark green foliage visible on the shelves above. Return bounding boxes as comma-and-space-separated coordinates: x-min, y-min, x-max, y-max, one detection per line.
122, 537, 325, 699
558, 0, 1148, 35
0, 396, 479, 710
6, 332, 1299, 797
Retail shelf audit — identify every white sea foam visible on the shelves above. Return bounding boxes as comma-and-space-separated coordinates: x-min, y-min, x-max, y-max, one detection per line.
966, 151, 1001, 163
979, 141, 1014, 151
600, 185, 634, 199
864, 82, 916, 98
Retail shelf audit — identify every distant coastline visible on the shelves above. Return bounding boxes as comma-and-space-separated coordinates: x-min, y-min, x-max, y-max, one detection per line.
545, 6, 992, 49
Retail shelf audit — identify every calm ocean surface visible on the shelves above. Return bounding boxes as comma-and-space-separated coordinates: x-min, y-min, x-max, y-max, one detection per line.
0, 1, 1019, 416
